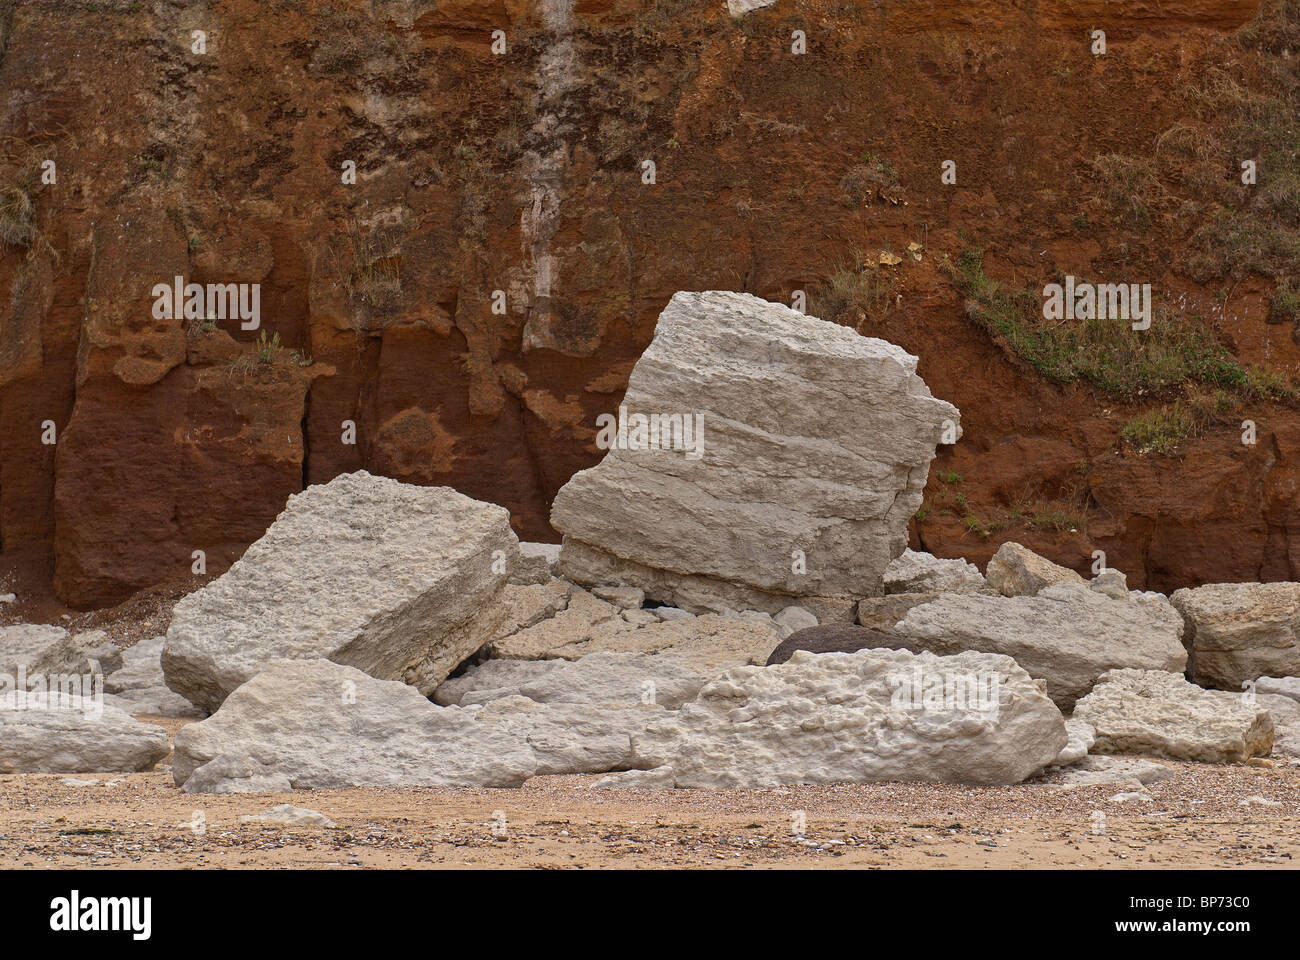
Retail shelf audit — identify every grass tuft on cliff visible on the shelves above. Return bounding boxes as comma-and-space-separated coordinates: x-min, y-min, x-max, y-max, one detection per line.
945, 248, 1295, 403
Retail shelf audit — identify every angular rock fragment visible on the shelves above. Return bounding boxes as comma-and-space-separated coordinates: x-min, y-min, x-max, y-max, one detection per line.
511, 542, 561, 586
240, 804, 336, 827
856, 592, 945, 631
0, 624, 122, 681
1074, 668, 1273, 763
631, 648, 1067, 787
592, 766, 676, 790
1053, 719, 1097, 766
883, 549, 986, 594
163, 471, 517, 711
892, 582, 1186, 708
984, 542, 1085, 597
551, 291, 959, 615
1045, 754, 1174, 788
1169, 582, 1300, 690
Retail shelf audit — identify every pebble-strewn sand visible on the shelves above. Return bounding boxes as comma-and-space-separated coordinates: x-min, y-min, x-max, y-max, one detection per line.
3, 733, 1298, 869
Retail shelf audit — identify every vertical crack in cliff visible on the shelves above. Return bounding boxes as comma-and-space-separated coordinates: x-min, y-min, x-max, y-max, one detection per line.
518, 0, 577, 352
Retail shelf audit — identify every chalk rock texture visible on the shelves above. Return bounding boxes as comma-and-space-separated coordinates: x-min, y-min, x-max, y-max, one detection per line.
1046, 754, 1175, 788
1258, 694, 1300, 759
511, 543, 561, 586
892, 582, 1187, 708
103, 635, 204, 717
632, 648, 1067, 787
1169, 582, 1300, 690
434, 651, 709, 710
0, 693, 170, 773
1053, 719, 1097, 766
487, 592, 782, 671
1257, 676, 1300, 703
550, 291, 959, 615
856, 592, 946, 631
173, 660, 538, 791
163, 472, 517, 712
0, 624, 122, 680
883, 549, 986, 595
1074, 668, 1273, 763
174, 659, 663, 793
984, 542, 1085, 597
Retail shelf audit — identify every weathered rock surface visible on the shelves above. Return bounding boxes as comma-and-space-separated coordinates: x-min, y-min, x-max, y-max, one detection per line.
487, 594, 782, 671
592, 765, 676, 790
174, 658, 665, 793
1258, 693, 1300, 759
984, 542, 1085, 597
856, 592, 947, 631
764, 623, 907, 665
0, 693, 170, 773
892, 582, 1187, 708
1053, 719, 1097, 766
1257, 676, 1300, 703
163, 471, 517, 712
1, 624, 122, 680
551, 291, 959, 615
632, 648, 1067, 787
1044, 754, 1176, 788
1170, 582, 1300, 690
435, 651, 709, 710
511, 543, 561, 586
883, 549, 986, 594
1074, 668, 1273, 763
103, 635, 204, 717
174, 660, 539, 792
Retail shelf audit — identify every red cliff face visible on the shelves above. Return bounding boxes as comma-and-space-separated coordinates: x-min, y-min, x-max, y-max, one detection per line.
0, 0, 1296, 609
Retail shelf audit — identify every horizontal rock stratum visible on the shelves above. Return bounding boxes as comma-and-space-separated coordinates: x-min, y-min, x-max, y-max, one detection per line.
162, 472, 517, 712
551, 291, 960, 614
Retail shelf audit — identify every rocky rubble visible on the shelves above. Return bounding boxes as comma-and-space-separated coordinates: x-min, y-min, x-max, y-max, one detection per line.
892, 580, 1187, 708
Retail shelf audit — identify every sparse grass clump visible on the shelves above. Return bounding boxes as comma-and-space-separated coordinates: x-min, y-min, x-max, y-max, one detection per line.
946, 248, 1295, 402
1120, 403, 1196, 456
0, 183, 33, 247
839, 154, 902, 207
809, 259, 895, 330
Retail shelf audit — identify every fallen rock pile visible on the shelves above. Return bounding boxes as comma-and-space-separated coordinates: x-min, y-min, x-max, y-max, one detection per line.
6, 293, 1300, 794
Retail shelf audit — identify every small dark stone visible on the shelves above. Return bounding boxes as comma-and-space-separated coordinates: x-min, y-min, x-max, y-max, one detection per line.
765, 623, 911, 666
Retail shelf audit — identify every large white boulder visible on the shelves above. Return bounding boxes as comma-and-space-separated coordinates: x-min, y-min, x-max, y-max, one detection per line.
550, 291, 959, 615
1169, 582, 1300, 690
0, 693, 169, 773
1074, 668, 1273, 763
892, 581, 1186, 708
631, 648, 1066, 787
162, 472, 518, 712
